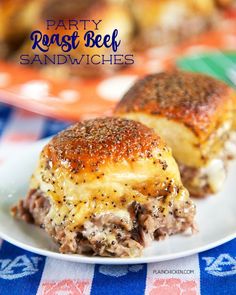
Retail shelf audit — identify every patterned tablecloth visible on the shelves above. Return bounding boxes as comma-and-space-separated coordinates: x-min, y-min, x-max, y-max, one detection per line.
0, 103, 235, 295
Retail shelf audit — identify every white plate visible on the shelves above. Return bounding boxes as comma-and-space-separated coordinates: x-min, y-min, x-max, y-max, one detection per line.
0, 138, 235, 265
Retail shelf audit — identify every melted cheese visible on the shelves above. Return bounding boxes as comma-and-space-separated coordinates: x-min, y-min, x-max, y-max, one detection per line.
30, 148, 189, 229
200, 159, 226, 192
224, 131, 236, 158
196, 131, 236, 192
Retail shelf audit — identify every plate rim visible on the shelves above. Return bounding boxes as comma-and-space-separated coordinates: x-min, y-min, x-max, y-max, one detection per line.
1, 230, 235, 265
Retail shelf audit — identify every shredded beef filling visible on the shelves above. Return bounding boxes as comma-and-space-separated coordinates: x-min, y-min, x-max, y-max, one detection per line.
11, 189, 196, 257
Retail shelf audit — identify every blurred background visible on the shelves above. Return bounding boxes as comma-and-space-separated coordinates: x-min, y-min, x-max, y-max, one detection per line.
0, 0, 235, 77
0, 0, 235, 122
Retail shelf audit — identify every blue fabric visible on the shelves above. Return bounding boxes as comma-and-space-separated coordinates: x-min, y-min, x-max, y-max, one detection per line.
0, 103, 12, 136
91, 264, 147, 295
199, 239, 236, 295
40, 118, 71, 138
1, 239, 236, 294
0, 241, 46, 295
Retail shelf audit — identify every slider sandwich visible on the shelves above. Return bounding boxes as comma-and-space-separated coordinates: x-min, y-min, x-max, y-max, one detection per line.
12, 117, 196, 257
115, 71, 236, 197
131, 0, 218, 49
0, 0, 42, 57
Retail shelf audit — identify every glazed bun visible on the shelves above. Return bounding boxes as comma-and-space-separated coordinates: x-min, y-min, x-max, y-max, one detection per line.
115, 71, 236, 197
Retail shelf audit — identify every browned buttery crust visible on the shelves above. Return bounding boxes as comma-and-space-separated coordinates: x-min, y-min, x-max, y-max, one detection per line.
43, 117, 166, 174
115, 71, 233, 141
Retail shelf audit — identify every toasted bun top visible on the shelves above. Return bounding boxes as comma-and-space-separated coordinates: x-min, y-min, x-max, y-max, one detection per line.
115, 71, 234, 139
42, 117, 166, 173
